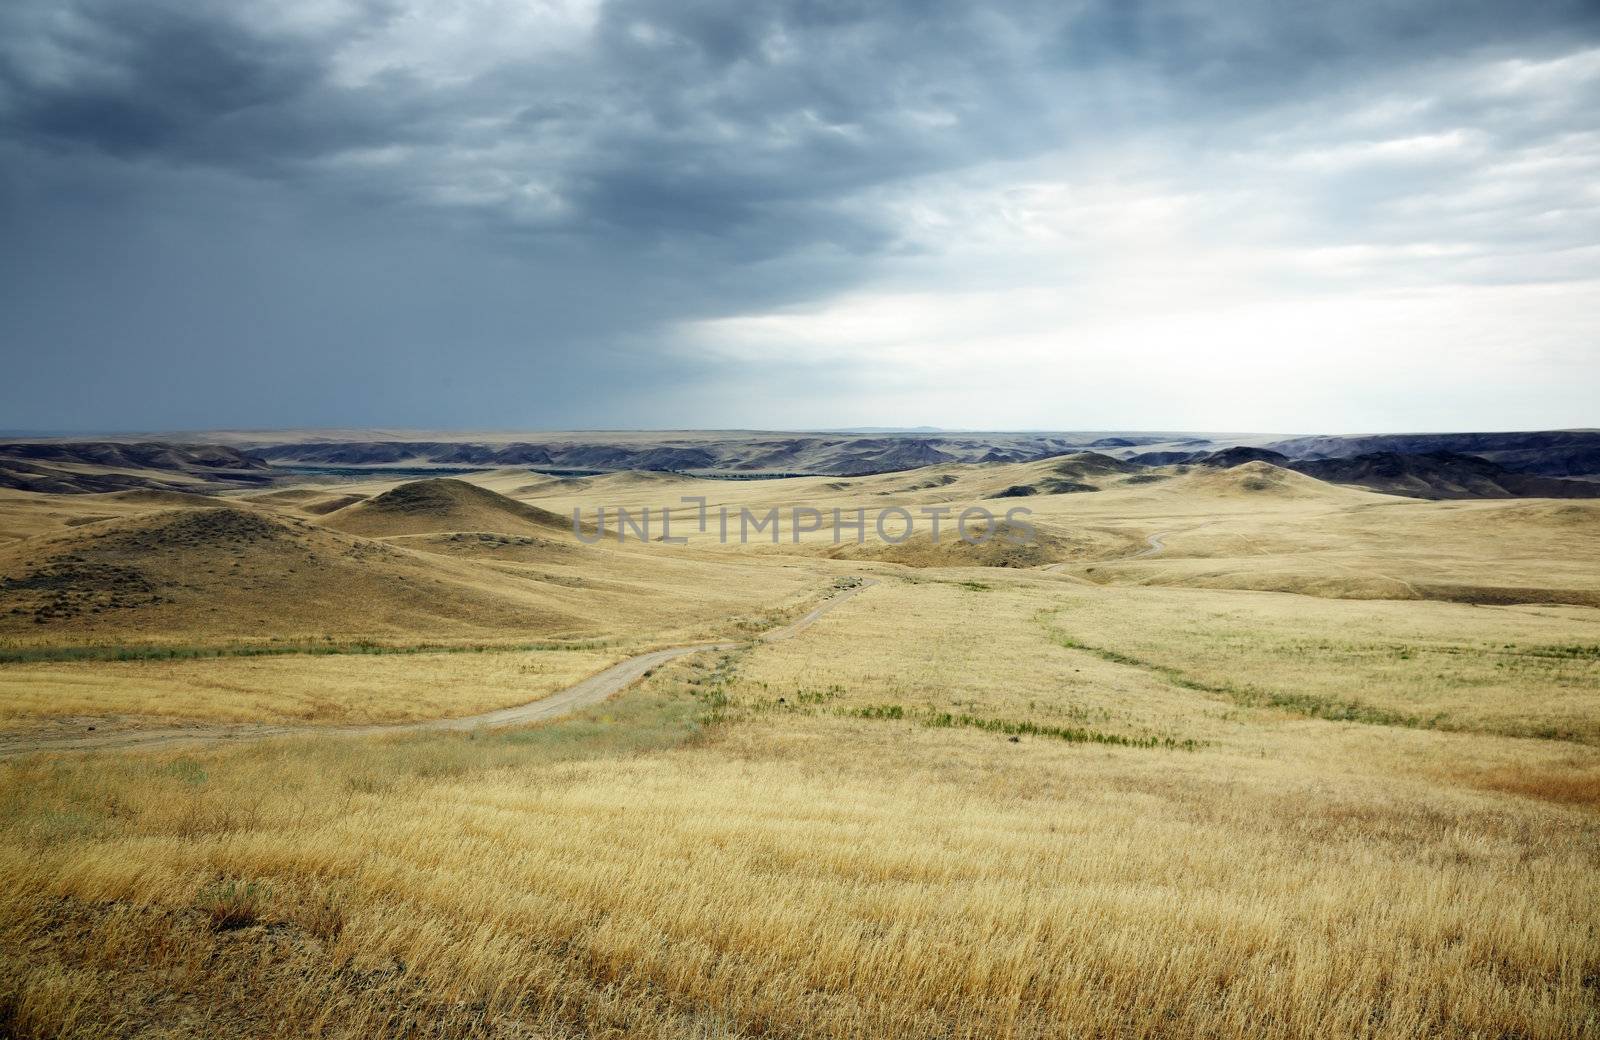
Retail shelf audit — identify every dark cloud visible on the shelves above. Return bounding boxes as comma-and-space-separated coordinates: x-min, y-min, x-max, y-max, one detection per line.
1, 0, 1597, 430
9, 0, 1587, 242
4, 4, 323, 162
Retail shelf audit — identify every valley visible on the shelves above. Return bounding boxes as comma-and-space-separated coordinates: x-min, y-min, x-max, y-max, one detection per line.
0, 441, 1596, 1038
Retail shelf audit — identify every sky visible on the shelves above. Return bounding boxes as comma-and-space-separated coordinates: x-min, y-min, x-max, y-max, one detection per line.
1, 0, 1598, 435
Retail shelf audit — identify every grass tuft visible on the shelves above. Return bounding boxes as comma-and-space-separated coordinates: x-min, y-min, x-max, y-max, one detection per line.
198, 880, 267, 931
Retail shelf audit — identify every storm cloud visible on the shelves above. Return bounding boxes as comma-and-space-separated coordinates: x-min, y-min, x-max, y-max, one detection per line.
2, 0, 1598, 431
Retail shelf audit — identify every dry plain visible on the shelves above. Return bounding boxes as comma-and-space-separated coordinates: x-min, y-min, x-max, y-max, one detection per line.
0, 455, 1596, 1038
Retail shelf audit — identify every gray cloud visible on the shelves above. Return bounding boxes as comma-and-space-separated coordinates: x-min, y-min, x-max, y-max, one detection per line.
12, 1, 1591, 243
2, 0, 1597, 430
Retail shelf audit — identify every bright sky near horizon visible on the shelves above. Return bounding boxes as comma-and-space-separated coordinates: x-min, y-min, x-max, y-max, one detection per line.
2, 1, 1597, 433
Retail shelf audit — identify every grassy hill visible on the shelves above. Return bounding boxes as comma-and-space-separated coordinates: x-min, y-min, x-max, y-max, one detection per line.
0, 505, 584, 642
321, 478, 572, 537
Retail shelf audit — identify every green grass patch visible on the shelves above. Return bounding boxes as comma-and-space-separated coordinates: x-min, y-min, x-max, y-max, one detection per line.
159, 758, 209, 787
1505, 643, 1600, 660
923, 710, 1199, 749
840, 703, 1197, 750
844, 703, 906, 720
1221, 687, 1443, 729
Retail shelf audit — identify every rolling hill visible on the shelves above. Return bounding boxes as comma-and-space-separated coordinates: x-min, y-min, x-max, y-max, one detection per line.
0, 505, 585, 642
1171, 460, 1358, 499
320, 478, 573, 537
983, 452, 1143, 497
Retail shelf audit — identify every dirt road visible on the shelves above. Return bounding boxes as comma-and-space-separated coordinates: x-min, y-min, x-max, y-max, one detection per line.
0, 579, 876, 759
1044, 531, 1170, 573
1131, 531, 1168, 558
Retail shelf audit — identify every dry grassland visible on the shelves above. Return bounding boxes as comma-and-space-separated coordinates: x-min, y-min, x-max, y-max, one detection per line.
0, 647, 626, 725
0, 462, 1597, 1038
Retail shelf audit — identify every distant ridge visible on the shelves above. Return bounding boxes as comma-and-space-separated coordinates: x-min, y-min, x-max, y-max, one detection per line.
1120, 445, 1600, 500
1266, 430, 1600, 477
1293, 452, 1600, 500
14, 430, 1600, 485
244, 433, 1222, 476
0, 441, 272, 494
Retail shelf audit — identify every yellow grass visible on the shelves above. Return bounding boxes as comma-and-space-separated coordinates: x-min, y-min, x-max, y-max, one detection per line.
0, 498, 829, 647
2, 655, 1596, 1038
718, 573, 1600, 743
1, 462, 1599, 1038
0, 647, 625, 725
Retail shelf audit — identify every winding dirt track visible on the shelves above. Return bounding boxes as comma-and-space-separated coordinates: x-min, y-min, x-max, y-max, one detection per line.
1131, 531, 1168, 558
1043, 531, 1169, 573
0, 579, 876, 760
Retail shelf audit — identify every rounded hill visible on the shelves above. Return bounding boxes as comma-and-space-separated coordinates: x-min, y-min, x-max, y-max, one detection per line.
321, 478, 573, 537
0, 505, 579, 641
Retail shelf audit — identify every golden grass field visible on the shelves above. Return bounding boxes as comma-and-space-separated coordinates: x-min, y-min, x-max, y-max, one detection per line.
0, 647, 629, 725
0, 457, 1597, 1038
